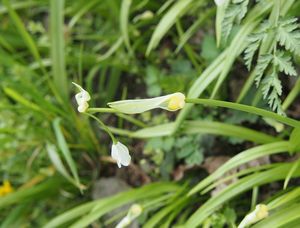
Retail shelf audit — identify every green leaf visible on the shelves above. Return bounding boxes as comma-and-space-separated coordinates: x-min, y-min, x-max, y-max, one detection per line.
277, 18, 300, 56
185, 163, 300, 227
44, 183, 180, 228
253, 203, 300, 228
3, 87, 45, 114
185, 98, 300, 128
120, 0, 132, 52
254, 54, 272, 86
289, 127, 300, 153
283, 159, 300, 189
244, 33, 264, 70
46, 143, 78, 188
188, 141, 290, 195
2, 0, 46, 74
50, 0, 68, 99
146, 0, 193, 55
129, 120, 279, 145
52, 118, 81, 189
273, 51, 297, 76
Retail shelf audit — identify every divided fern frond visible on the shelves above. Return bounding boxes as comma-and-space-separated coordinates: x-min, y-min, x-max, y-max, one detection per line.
222, 5, 239, 43
254, 54, 272, 86
221, 0, 249, 43
243, 20, 270, 70
273, 51, 297, 76
261, 69, 284, 115
277, 18, 300, 56
243, 16, 299, 115
235, 0, 249, 22
244, 33, 264, 70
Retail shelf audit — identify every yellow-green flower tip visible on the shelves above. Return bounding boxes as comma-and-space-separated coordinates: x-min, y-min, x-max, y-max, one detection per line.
166, 93, 185, 111
255, 204, 268, 220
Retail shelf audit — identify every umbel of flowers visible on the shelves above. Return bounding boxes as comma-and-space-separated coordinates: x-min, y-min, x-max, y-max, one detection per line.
73, 83, 185, 168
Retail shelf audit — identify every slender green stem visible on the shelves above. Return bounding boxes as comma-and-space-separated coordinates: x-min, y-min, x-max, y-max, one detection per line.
88, 108, 118, 113
185, 98, 300, 128
84, 113, 117, 144
88, 108, 147, 128
251, 186, 259, 210
282, 77, 300, 110
116, 113, 147, 128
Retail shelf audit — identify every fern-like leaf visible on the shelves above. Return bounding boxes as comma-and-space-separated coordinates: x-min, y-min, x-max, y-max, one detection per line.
244, 33, 264, 70
261, 70, 284, 115
254, 54, 272, 86
221, 0, 249, 43
273, 51, 297, 76
277, 18, 300, 56
222, 5, 239, 43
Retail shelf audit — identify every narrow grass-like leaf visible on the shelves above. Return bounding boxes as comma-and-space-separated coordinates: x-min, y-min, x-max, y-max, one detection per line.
3, 87, 46, 115
144, 196, 190, 228
186, 98, 300, 129
289, 127, 300, 152
97, 37, 123, 62
2, 0, 46, 74
268, 188, 300, 209
50, 0, 68, 99
146, 0, 193, 55
0, 178, 61, 209
52, 118, 81, 187
68, 0, 99, 28
283, 76, 300, 110
176, 7, 215, 53
253, 203, 300, 228
120, 0, 132, 52
44, 183, 179, 228
283, 159, 300, 189
46, 143, 80, 189
129, 120, 278, 144
188, 141, 290, 195
185, 163, 300, 227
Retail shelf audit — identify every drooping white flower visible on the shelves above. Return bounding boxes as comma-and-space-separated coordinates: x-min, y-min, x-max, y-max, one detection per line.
72, 82, 91, 113
116, 204, 143, 228
108, 92, 185, 114
238, 204, 269, 228
111, 141, 131, 168
214, 0, 226, 6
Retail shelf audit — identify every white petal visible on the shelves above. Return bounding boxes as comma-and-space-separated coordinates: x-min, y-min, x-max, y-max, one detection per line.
111, 142, 131, 168
78, 102, 89, 113
214, 0, 226, 6
75, 91, 91, 105
108, 93, 185, 114
72, 82, 91, 104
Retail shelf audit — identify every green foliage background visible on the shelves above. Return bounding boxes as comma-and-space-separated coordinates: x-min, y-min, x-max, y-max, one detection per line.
0, 0, 300, 227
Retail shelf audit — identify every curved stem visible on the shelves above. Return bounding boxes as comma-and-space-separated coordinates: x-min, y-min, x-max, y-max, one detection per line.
185, 98, 300, 128
282, 77, 300, 110
88, 108, 118, 113
84, 113, 117, 144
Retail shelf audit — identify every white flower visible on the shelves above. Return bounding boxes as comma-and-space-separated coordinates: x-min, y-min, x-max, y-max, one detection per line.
214, 0, 226, 6
72, 82, 91, 113
238, 204, 269, 228
116, 204, 143, 228
111, 142, 131, 168
108, 92, 185, 114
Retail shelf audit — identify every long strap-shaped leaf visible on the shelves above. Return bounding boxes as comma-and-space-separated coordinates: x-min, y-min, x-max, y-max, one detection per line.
185, 163, 300, 227
188, 141, 290, 195
185, 98, 300, 129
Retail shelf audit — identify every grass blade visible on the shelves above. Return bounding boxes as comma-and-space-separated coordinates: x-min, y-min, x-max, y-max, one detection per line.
120, 0, 132, 52
146, 0, 194, 56
50, 0, 68, 99
52, 118, 81, 188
